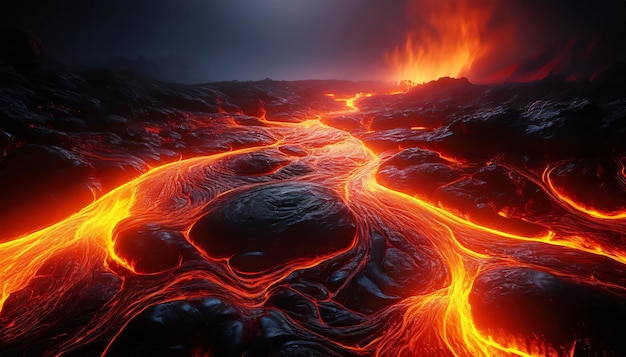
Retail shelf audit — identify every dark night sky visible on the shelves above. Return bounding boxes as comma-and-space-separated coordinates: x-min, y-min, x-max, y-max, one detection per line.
0, 0, 624, 83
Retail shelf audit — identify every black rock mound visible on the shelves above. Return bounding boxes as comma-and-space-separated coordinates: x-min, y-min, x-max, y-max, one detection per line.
188, 182, 356, 273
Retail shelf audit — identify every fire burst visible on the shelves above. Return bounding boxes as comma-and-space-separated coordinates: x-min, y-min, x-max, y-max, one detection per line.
385, 0, 490, 84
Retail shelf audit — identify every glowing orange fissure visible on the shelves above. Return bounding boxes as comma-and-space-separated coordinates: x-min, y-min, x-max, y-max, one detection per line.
543, 166, 626, 220
326, 92, 374, 114
0, 92, 624, 356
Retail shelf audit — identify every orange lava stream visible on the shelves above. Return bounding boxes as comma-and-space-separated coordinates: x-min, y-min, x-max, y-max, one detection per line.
350, 153, 625, 356
0, 93, 624, 356
543, 166, 626, 220
326, 92, 373, 114
0, 188, 135, 310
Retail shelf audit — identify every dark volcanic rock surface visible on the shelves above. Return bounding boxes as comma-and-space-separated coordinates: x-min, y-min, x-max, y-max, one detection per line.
1, 27, 625, 357
470, 267, 626, 356
189, 182, 356, 273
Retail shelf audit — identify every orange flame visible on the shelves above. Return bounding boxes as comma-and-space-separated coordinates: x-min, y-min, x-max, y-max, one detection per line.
386, 0, 491, 84
386, 1, 593, 85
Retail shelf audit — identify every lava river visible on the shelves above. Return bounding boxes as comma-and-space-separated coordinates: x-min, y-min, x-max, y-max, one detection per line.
1, 88, 626, 357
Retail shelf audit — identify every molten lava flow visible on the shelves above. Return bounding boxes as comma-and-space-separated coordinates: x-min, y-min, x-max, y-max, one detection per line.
0, 88, 625, 356
326, 92, 373, 114
385, 0, 491, 84
543, 166, 626, 220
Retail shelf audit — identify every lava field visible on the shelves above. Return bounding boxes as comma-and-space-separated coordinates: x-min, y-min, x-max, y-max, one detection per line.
1, 28, 626, 356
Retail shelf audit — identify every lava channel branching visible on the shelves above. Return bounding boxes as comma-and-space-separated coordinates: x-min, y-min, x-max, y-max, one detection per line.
1, 84, 626, 357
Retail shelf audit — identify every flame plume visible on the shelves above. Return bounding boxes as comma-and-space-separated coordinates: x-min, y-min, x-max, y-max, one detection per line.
386, 0, 491, 84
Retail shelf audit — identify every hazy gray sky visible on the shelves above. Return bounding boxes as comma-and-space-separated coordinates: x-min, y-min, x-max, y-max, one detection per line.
1, 0, 624, 83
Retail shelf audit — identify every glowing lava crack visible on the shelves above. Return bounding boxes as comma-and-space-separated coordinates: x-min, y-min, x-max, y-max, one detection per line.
1, 88, 625, 357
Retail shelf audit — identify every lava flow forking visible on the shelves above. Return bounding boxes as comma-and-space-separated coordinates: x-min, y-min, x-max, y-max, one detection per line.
0, 88, 625, 357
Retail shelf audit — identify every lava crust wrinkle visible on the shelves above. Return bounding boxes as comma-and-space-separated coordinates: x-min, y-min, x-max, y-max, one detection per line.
188, 182, 357, 273
0, 61, 625, 356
